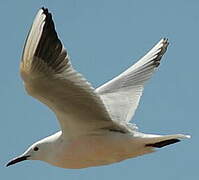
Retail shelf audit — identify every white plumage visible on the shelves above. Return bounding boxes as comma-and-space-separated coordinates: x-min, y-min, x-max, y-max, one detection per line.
7, 8, 190, 169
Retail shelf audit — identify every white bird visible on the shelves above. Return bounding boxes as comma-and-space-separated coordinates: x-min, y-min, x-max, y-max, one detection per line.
7, 7, 190, 169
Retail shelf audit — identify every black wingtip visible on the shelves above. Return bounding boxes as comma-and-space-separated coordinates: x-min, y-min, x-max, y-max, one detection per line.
163, 38, 169, 47
41, 7, 51, 16
41, 7, 48, 11
152, 38, 169, 68
145, 139, 180, 148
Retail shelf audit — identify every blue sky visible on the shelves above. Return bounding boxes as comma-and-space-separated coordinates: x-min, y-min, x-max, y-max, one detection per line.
1, 0, 198, 179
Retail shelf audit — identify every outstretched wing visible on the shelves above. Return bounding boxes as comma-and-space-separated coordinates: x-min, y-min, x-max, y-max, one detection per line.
20, 8, 121, 138
96, 39, 169, 123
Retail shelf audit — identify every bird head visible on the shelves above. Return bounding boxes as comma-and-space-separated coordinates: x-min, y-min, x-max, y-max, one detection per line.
6, 141, 46, 167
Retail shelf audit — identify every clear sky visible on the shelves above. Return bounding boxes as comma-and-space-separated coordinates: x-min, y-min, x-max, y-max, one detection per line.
1, 0, 198, 179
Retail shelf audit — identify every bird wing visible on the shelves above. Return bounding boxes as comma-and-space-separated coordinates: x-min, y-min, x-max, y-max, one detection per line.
96, 39, 169, 123
20, 8, 123, 138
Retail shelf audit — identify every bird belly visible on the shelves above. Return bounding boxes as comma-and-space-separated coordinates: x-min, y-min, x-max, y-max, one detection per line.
48, 133, 154, 169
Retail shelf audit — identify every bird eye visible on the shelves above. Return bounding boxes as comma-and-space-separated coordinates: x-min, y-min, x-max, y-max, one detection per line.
34, 147, 39, 151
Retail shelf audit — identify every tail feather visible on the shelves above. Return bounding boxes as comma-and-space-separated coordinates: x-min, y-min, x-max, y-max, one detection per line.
140, 133, 190, 148
145, 139, 180, 148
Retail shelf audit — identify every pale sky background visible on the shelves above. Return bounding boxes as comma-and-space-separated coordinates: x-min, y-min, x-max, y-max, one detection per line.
1, 0, 198, 179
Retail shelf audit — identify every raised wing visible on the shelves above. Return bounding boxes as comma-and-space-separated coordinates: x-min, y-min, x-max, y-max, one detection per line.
20, 8, 122, 138
96, 39, 169, 123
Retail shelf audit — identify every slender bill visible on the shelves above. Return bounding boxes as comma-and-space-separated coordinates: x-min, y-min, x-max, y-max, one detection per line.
6, 155, 30, 167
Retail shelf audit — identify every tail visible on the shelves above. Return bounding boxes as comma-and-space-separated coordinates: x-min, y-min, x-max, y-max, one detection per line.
142, 134, 190, 148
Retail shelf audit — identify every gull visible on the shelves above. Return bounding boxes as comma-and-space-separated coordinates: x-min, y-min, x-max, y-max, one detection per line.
7, 7, 190, 169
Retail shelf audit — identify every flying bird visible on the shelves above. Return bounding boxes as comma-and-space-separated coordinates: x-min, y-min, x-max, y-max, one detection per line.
7, 7, 190, 169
